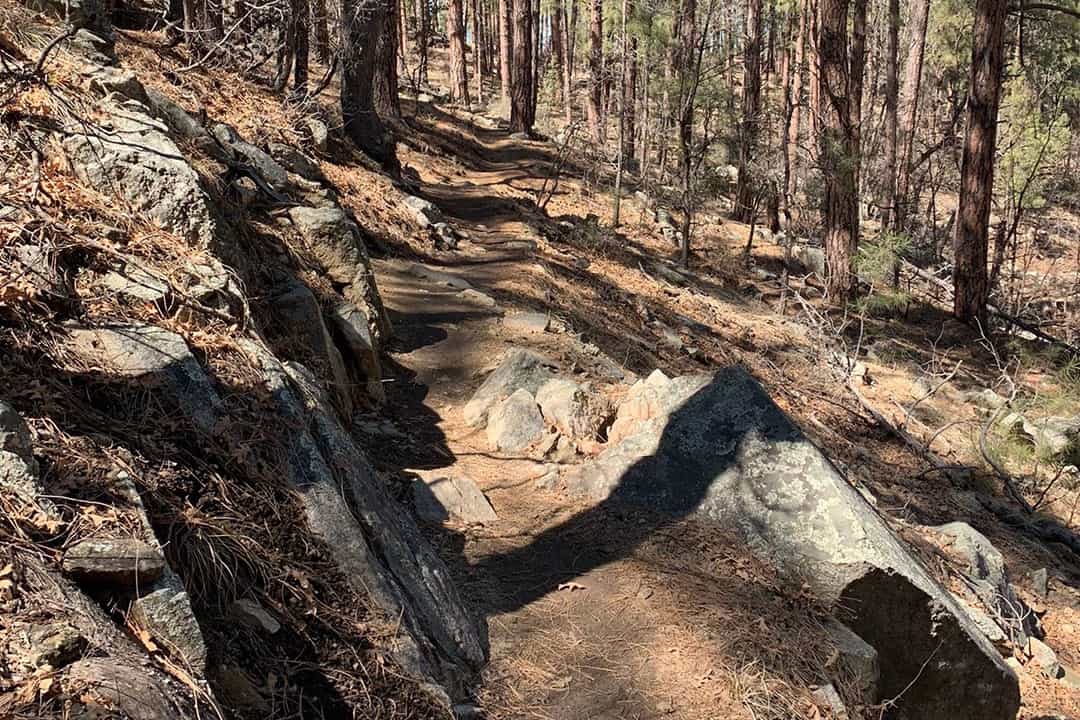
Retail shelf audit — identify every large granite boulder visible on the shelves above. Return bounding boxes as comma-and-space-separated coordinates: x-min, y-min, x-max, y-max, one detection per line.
287, 206, 390, 342
63, 323, 221, 433
241, 342, 487, 695
63, 96, 217, 248
563, 367, 1019, 720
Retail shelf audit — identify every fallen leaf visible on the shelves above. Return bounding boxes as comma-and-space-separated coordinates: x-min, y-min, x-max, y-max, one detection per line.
556, 582, 587, 592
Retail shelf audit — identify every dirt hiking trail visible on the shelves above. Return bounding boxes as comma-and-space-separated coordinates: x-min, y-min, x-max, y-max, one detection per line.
365, 108, 832, 720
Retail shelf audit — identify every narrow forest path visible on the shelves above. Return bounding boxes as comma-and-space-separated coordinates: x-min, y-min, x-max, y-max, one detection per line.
365, 109, 828, 720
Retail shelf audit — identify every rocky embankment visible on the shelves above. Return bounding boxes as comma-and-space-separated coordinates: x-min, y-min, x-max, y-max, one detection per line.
1, 6, 484, 718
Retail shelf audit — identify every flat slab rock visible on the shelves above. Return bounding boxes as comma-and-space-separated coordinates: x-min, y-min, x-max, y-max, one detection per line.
411, 474, 498, 524
486, 388, 544, 452
563, 366, 1019, 720
62, 538, 166, 587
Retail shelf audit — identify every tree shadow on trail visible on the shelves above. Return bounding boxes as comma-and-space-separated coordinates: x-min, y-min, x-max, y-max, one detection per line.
467, 366, 800, 616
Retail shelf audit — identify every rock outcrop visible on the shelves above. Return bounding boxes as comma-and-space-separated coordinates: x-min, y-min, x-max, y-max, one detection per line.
563, 367, 1020, 720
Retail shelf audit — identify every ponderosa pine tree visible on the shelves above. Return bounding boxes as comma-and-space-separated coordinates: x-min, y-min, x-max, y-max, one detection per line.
894, 0, 930, 230
953, 0, 1008, 326
374, 0, 402, 118
817, 0, 858, 303
586, 0, 604, 142
342, 0, 397, 167
733, 0, 763, 224
509, 0, 534, 132
499, 0, 513, 100
448, 0, 470, 102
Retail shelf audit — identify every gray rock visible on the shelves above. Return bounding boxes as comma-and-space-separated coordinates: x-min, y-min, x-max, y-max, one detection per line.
25, 622, 87, 669
330, 302, 385, 404
563, 367, 1019, 720
486, 389, 544, 452
144, 88, 208, 142
272, 283, 352, 418
431, 223, 458, 250
825, 620, 879, 704
69, 33, 114, 66
1031, 568, 1049, 599
412, 475, 498, 524
94, 266, 169, 303
63, 323, 221, 433
503, 312, 549, 334
229, 599, 281, 634
287, 206, 390, 342
1016, 416, 1080, 461
403, 195, 445, 229
459, 288, 497, 307
792, 244, 826, 278
304, 118, 329, 153
268, 142, 327, 183
181, 259, 244, 318
0, 399, 59, 528
1028, 637, 1063, 679
63, 100, 217, 247
535, 378, 610, 440
241, 345, 487, 692
131, 569, 207, 671
463, 349, 555, 428
83, 65, 148, 105
964, 388, 1009, 412
811, 683, 849, 720
509, 131, 529, 140
28, 0, 108, 30
212, 123, 289, 191
62, 538, 166, 587
8, 243, 71, 308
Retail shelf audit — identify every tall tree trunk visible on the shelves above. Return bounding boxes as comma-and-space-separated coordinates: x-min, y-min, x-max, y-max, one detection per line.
509, 0, 534, 132
807, 0, 820, 159
499, 0, 513, 100
418, 0, 430, 83
312, 0, 331, 61
849, 0, 866, 198
613, 0, 628, 226
531, 0, 541, 113
399, 0, 410, 76
552, 5, 564, 104
586, 0, 603, 142
448, 0, 470, 102
895, 0, 930, 229
626, 35, 637, 162
375, 0, 402, 118
953, 0, 1007, 326
273, 0, 297, 92
471, 0, 483, 102
342, 0, 397, 167
676, 0, 698, 265
881, 0, 899, 230
734, 0, 763, 223
784, 0, 807, 203
817, 0, 857, 304
294, 0, 311, 95
559, 0, 573, 123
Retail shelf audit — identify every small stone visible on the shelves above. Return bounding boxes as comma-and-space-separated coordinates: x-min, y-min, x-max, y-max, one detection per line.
62, 538, 166, 587
1028, 637, 1063, 679
411, 475, 497, 524
25, 623, 87, 669
459, 288, 497, 308
825, 620, 880, 704
812, 683, 849, 720
402, 195, 444, 228
1031, 568, 1049, 599
130, 571, 207, 670
486, 389, 544, 452
305, 118, 329, 153
230, 598, 281, 635
1061, 665, 1080, 690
